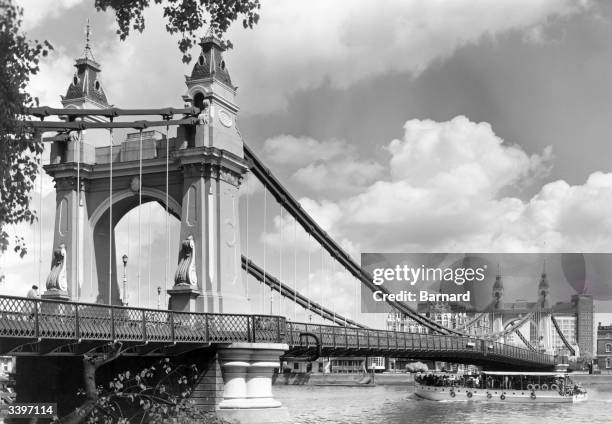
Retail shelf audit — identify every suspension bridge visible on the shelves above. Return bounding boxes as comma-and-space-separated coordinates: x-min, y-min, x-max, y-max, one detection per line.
1, 34, 576, 422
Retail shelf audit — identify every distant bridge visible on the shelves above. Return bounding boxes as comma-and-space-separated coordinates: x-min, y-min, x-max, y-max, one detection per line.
0, 295, 554, 370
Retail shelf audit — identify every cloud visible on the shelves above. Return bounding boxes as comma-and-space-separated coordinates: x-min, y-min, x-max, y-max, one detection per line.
263, 135, 384, 194
21, 0, 591, 116
261, 115, 612, 257
17, 0, 84, 30
291, 158, 384, 193
263, 135, 348, 166
226, 0, 591, 112
386, 116, 552, 197
28, 47, 74, 107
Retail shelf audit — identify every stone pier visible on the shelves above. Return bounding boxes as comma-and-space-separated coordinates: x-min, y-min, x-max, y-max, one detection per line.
216, 343, 290, 423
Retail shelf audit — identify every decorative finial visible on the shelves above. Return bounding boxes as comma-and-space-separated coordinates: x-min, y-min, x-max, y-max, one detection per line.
84, 19, 95, 60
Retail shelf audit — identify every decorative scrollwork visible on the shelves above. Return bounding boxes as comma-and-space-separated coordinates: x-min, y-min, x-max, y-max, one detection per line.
174, 235, 197, 286
46, 243, 67, 291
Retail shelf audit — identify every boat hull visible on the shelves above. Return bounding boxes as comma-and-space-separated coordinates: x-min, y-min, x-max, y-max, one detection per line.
414, 384, 587, 403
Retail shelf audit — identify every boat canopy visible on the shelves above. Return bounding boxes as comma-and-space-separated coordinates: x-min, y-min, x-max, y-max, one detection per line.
482, 371, 567, 377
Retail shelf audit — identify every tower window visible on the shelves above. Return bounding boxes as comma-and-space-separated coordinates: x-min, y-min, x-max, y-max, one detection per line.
221, 60, 226, 70
193, 92, 205, 110
73, 75, 78, 85
94, 80, 100, 90
198, 55, 205, 66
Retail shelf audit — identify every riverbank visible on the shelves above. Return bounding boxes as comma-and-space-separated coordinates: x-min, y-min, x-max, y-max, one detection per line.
273, 372, 414, 386
570, 373, 612, 386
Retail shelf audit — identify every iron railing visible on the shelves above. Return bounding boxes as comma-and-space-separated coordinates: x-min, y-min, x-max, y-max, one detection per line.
0, 295, 285, 345
285, 322, 555, 366
0, 296, 554, 366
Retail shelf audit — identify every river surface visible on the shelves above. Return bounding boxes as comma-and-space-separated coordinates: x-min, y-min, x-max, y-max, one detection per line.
274, 382, 612, 424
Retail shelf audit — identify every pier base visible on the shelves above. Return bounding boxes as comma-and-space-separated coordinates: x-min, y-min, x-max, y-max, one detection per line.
216, 342, 290, 423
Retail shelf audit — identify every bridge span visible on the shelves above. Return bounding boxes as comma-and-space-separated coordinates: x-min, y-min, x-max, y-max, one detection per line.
0, 295, 554, 370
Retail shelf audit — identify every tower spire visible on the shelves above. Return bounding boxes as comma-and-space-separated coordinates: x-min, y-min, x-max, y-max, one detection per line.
83, 19, 95, 61
61, 21, 109, 113
492, 263, 504, 308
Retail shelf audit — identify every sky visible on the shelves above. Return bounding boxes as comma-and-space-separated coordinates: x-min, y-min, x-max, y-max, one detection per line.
3, 0, 612, 330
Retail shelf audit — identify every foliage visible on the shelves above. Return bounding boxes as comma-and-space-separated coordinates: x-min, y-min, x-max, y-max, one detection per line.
405, 361, 428, 373
0, 0, 50, 256
69, 357, 228, 424
94, 0, 261, 63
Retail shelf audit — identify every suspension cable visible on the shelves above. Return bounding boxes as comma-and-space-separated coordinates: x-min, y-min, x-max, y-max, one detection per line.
147, 202, 152, 306
108, 124, 113, 304
38, 148, 43, 286
245, 176, 249, 300
320, 245, 324, 324
293, 216, 297, 322
279, 204, 283, 316
75, 129, 81, 300
138, 129, 143, 306
165, 123, 170, 308
354, 273, 358, 324
332, 254, 336, 325
127, 208, 131, 305
307, 233, 311, 320
263, 187, 267, 314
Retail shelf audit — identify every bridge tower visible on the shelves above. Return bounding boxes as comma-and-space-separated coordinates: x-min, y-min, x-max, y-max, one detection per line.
491, 267, 504, 334
44, 24, 110, 301
43, 34, 251, 315
536, 265, 553, 353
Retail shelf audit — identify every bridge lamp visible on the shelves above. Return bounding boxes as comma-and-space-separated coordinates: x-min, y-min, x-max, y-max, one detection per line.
122, 254, 128, 306
157, 286, 162, 310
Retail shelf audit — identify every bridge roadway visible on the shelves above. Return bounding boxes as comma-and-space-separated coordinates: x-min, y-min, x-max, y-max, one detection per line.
0, 295, 554, 369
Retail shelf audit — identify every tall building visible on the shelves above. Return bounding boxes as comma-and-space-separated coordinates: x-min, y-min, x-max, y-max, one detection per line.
572, 294, 594, 356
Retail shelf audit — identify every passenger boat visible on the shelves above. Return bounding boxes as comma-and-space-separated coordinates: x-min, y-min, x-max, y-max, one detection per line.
414, 371, 587, 403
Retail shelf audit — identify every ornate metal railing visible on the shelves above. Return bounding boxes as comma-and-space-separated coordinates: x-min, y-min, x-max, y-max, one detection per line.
0, 296, 554, 366
285, 322, 555, 366
0, 295, 285, 345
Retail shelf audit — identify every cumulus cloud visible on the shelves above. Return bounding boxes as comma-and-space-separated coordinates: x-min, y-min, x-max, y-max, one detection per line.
226, 0, 591, 112
260, 115, 612, 258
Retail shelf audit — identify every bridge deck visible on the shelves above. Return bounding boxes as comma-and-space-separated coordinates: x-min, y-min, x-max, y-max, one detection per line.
0, 296, 554, 368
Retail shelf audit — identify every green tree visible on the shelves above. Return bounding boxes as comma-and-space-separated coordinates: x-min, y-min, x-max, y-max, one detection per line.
95, 0, 261, 63
0, 0, 50, 257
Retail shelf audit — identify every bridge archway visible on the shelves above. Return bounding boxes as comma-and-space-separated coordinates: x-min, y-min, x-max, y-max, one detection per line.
85, 187, 182, 305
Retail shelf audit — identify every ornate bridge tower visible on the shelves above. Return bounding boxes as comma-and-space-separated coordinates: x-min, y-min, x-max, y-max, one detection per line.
491, 269, 504, 334
536, 266, 553, 353
44, 27, 110, 301
43, 35, 251, 315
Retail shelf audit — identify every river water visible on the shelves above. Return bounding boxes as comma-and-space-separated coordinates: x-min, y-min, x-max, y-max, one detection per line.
275, 382, 612, 424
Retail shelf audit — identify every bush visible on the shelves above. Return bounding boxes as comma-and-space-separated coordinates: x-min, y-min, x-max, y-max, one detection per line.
69, 358, 229, 424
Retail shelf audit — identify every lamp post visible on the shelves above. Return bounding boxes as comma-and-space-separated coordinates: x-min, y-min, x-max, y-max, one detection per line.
157, 286, 162, 310
122, 254, 128, 306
